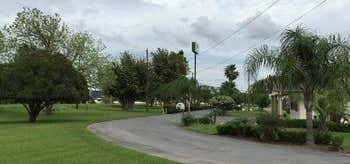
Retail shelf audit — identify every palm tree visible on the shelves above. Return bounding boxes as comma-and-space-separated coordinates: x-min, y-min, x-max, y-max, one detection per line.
224, 64, 239, 83
245, 26, 348, 145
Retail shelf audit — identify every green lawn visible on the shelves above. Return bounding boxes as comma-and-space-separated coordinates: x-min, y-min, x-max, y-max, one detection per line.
0, 104, 179, 164
185, 123, 217, 135
228, 110, 263, 120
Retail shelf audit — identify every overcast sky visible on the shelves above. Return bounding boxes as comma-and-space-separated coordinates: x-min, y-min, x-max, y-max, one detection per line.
1, 0, 349, 90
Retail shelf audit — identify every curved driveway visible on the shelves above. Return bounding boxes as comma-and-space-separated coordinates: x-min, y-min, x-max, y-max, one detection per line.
88, 111, 350, 164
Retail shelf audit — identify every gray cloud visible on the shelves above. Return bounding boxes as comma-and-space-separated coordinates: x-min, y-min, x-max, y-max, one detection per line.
239, 12, 280, 40
1, 0, 350, 90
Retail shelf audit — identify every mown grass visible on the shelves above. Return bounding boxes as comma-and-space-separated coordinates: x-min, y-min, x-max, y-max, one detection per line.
185, 123, 217, 135
0, 104, 179, 164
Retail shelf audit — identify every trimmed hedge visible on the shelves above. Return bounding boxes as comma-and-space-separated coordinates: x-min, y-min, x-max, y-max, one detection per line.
181, 114, 212, 126
276, 119, 350, 133
277, 129, 306, 144
182, 114, 196, 126
216, 120, 344, 150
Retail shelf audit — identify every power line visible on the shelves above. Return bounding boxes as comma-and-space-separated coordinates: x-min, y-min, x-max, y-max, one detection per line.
200, 0, 281, 55
198, 0, 328, 72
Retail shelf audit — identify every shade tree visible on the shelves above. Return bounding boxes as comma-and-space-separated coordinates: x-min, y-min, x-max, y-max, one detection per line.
0, 46, 88, 122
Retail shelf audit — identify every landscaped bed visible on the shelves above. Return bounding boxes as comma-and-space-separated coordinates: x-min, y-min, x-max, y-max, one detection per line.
0, 104, 179, 164
183, 111, 350, 153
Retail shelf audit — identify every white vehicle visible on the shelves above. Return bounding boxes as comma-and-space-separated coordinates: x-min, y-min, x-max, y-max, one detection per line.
176, 102, 185, 111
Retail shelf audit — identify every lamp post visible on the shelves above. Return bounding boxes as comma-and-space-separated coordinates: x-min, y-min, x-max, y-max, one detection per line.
191, 42, 199, 81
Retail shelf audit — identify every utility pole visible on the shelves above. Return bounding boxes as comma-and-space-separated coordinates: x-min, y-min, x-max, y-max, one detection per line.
145, 48, 150, 111
192, 42, 199, 81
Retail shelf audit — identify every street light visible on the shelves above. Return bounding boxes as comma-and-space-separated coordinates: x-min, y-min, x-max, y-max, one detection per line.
191, 42, 199, 81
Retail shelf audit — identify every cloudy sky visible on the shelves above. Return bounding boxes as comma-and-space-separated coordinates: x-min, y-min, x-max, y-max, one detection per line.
0, 0, 349, 90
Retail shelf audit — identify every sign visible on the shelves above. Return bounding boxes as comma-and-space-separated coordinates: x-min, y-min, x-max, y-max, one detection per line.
192, 42, 199, 54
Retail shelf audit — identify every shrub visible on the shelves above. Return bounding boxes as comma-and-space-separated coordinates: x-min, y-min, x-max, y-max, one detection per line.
216, 119, 258, 137
217, 122, 239, 135
182, 114, 195, 126
280, 119, 306, 128
330, 134, 344, 151
209, 95, 235, 115
278, 119, 350, 133
278, 129, 306, 144
314, 132, 331, 145
196, 116, 211, 124
256, 113, 281, 141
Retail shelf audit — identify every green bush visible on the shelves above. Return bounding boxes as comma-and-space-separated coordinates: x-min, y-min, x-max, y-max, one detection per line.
278, 129, 306, 144
217, 123, 239, 135
330, 134, 344, 151
278, 119, 350, 133
196, 116, 211, 124
181, 114, 195, 126
209, 95, 235, 115
256, 113, 282, 141
280, 119, 306, 128
217, 119, 258, 138
314, 132, 331, 145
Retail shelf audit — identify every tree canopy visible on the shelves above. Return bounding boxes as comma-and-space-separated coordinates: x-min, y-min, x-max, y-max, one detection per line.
2, 8, 106, 88
0, 46, 88, 122
108, 52, 147, 111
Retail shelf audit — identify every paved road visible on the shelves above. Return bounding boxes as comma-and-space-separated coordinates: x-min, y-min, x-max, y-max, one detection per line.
88, 110, 350, 164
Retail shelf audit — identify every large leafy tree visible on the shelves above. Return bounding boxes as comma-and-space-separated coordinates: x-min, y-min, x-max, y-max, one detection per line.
4, 8, 68, 55
65, 32, 106, 87
3, 8, 106, 88
0, 46, 88, 122
152, 48, 188, 84
108, 52, 147, 111
245, 26, 348, 145
151, 48, 188, 107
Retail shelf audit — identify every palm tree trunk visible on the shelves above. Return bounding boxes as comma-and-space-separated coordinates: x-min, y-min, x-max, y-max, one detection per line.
304, 92, 314, 145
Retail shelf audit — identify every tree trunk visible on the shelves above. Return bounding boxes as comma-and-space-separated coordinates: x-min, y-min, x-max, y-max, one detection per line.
187, 96, 192, 114
25, 103, 43, 123
45, 104, 54, 115
304, 92, 315, 145
75, 103, 79, 110
121, 99, 134, 111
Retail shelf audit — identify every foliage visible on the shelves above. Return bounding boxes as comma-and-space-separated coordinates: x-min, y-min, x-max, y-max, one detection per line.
0, 46, 88, 122
209, 95, 235, 115
151, 48, 188, 84
2, 8, 107, 88
65, 32, 107, 87
219, 81, 241, 103
198, 85, 218, 103
245, 26, 350, 145
224, 64, 239, 82
330, 134, 344, 151
181, 114, 196, 126
256, 113, 282, 140
277, 129, 306, 144
108, 52, 146, 111
278, 119, 350, 133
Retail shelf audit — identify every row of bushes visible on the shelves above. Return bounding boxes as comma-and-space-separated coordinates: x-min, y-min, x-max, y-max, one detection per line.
217, 119, 344, 151
279, 119, 350, 132
181, 114, 211, 126
166, 105, 211, 114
